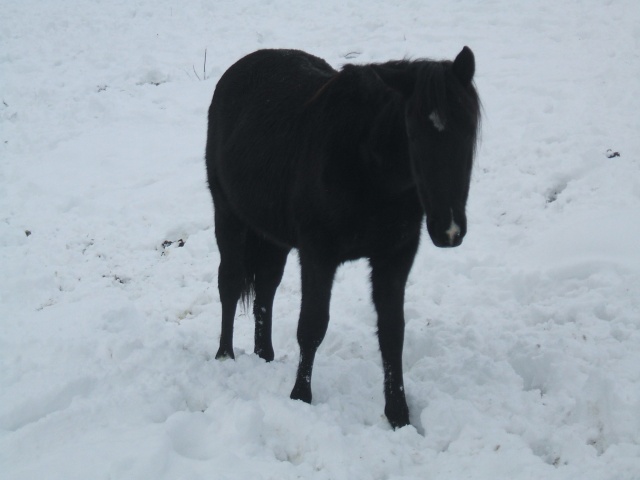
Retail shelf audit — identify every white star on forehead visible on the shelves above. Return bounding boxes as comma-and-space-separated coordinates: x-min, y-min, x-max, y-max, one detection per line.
429, 111, 445, 132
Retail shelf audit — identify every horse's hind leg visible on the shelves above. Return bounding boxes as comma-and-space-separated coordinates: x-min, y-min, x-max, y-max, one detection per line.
290, 251, 337, 404
247, 234, 290, 361
213, 200, 246, 360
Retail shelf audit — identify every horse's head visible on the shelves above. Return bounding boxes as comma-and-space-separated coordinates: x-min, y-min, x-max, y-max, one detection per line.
403, 47, 480, 248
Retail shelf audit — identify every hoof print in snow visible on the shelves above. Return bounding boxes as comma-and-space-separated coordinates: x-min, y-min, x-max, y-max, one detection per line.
137, 70, 170, 87
606, 149, 620, 158
546, 181, 567, 204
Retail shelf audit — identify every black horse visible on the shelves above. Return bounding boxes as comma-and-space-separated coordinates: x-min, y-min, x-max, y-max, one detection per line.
205, 47, 480, 428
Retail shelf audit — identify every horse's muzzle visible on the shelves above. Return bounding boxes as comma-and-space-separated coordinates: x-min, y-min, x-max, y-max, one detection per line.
427, 214, 465, 248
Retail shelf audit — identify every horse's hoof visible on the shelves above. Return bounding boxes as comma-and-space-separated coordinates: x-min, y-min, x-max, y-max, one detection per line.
215, 347, 235, 360
385, 404, 410, 429
387, 416, 410, 430
254, 346, 275, 362
290, 384, 312, 404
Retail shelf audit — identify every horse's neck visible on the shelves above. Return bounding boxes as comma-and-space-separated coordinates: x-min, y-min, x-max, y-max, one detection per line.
363, 101, 414, 195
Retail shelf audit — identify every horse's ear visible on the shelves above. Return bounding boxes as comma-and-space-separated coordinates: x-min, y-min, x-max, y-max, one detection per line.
452, 46, 475, 86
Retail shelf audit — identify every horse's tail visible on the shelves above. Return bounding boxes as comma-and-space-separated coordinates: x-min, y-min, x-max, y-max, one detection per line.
239, 233, 260, 311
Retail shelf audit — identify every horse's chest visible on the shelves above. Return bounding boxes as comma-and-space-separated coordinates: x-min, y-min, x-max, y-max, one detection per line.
322, 201, 423, 261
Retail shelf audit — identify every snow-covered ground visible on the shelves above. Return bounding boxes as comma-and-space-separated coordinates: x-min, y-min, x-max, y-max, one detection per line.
2, 1, 639, 479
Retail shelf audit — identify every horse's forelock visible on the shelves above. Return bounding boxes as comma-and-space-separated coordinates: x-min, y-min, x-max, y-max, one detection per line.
413, 61, 481, 141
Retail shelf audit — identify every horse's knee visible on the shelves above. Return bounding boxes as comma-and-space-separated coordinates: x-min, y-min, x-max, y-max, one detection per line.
218, 262, 243, 296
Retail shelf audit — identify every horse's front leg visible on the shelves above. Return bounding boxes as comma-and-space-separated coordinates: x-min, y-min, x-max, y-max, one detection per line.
370, 240, 419, 429
290, 252, 337, 404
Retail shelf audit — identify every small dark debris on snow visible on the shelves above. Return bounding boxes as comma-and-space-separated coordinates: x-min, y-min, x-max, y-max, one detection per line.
161, 239, 186, 255
25, 230, 32, 237
162, 239, 185, 248
102, 274, 127, 285
606, 149, 620, 158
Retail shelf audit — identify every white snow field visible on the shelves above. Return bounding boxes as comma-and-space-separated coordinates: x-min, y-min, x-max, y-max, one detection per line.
2, 1, 640, 479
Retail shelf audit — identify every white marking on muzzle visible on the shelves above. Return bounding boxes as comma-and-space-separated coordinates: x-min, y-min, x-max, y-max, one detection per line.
445, 216, 461, 245
429, 111, 445, 132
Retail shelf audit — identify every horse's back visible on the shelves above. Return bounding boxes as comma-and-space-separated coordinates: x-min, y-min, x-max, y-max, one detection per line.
209, 49, 334, 139
216, 49, 334, 96
206, 50, 336, 246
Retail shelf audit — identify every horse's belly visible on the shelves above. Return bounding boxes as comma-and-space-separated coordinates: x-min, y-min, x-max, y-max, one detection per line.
225, 177, 297, 247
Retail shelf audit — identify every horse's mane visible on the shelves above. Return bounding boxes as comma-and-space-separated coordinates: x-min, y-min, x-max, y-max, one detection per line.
304, 74, 342, 107
307, 58, 480, 137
